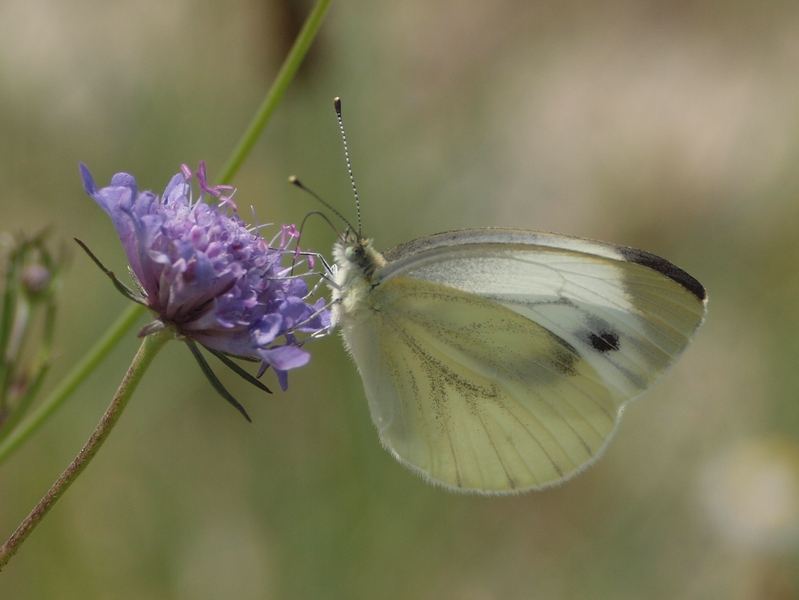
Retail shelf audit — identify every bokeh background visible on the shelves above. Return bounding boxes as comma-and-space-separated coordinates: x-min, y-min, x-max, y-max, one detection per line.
2, 0, 799, 598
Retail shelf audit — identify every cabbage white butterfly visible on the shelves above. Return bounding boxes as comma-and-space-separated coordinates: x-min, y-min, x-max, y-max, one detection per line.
327, 99, 707, 494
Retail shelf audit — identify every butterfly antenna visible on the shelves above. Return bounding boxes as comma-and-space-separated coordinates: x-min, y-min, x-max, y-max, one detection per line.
334, 97, 362, 237
287, 209, 340, 276
288, 176, 354, 235
299, 210, 341, 240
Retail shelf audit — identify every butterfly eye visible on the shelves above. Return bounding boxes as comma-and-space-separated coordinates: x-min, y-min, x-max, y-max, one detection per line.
344, 246, 357, 262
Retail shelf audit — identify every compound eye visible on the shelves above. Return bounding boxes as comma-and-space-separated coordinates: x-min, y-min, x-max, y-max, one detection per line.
344, 246, 357, 261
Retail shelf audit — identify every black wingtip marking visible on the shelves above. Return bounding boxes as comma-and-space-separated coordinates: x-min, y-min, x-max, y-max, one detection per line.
619, 247, 706, 302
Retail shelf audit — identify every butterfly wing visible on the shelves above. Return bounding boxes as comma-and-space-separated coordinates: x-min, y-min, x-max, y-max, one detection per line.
340, 229, 707, 493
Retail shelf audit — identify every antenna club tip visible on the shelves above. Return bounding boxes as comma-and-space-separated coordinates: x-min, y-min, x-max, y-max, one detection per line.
334, 97, 342, 113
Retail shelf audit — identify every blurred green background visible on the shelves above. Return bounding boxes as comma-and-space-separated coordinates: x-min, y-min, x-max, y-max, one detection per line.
2, 0, 799, 598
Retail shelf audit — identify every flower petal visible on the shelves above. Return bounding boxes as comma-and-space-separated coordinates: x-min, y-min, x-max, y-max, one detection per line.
260, 344, 310, 371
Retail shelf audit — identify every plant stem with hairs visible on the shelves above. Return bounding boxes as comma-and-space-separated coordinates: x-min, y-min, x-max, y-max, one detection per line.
0, 329, 170, 570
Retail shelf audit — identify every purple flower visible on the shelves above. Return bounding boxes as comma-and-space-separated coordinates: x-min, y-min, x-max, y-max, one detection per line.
80, 162, 330, 405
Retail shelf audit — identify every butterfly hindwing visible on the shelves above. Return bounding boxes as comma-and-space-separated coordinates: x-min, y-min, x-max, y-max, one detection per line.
343, 277, 624, 492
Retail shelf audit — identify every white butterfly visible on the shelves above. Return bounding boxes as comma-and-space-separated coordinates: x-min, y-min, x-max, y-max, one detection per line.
323, 98, 706, 495
330, 227, 706, 494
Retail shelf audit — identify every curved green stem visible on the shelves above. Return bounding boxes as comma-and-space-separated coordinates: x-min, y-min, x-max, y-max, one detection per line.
0, 304, 146, 463
0, 329, 170, 570
216, 0, 332, 185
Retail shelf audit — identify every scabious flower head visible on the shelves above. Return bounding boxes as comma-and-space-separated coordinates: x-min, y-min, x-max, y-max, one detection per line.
81, 162, 330, 392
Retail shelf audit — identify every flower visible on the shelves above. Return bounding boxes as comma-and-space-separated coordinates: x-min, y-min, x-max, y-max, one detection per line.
80, 162, 330, 399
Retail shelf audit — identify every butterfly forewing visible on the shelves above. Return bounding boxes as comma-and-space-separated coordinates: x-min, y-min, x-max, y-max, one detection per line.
378, 230, 706, 403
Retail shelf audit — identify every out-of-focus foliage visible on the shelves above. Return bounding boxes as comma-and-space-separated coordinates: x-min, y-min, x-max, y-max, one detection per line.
1, 1, 798, 598
0, 232, 65, 447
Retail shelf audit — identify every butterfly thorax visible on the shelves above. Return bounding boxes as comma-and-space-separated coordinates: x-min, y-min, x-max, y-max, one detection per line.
331, 232, 387, 326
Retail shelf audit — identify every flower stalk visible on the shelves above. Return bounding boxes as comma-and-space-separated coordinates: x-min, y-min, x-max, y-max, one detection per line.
216, 0, 332, 185
0, 328, 171, 571
0, 303, 145, 463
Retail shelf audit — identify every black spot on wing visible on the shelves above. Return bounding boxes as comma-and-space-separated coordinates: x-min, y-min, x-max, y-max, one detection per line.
619, 247, 706, 302
587, 330, 620, 354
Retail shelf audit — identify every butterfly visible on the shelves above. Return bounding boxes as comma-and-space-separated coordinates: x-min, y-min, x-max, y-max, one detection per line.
324, 99, 707, 495
330, 226, 706, 494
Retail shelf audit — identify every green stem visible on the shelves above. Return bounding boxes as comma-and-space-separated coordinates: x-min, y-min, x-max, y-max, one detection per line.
0, 304, 145, 461
215, 0, 332, 185
0, 329, 170, 570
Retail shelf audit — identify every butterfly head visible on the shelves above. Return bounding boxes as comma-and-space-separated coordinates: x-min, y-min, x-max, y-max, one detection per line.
334, 228, 386, 283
